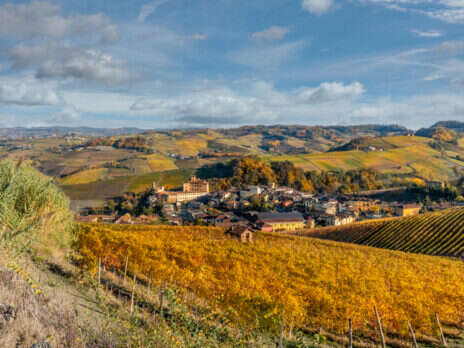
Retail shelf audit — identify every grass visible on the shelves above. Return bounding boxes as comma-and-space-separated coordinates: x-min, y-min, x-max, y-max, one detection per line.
145, 154, 178, 172
61, 176, 133, 201
59, 168, 109, 185
127, 168, 195, 192
0, 161, 74, 258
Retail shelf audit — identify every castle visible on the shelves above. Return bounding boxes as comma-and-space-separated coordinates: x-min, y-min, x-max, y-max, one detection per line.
153, 176, 209, 203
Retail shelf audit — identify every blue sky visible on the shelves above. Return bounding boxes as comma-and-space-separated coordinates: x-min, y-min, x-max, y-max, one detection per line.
1, 0, 464, 129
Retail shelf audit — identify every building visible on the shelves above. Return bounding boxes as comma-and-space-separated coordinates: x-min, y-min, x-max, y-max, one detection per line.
115, 213, 133, 224
256, 212, 305, 232
346, 199, 378, 213
75, 214, 115, 224
183, 175, 209, 193
394, 203, 422, 217
154, 176, 210, 203
240, 186, 263, 199
328, 213, 355, 226
427, 181, 445, 190
226, 225, 254, 243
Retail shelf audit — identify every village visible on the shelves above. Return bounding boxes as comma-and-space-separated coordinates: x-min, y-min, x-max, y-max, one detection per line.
77, 175, 462, 236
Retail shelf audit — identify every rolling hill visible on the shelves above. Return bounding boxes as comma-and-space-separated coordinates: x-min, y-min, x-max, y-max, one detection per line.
264, 136, 464, 180
302, 208, 464, 257
5, 124, 464, 209
77, 223, 464, 345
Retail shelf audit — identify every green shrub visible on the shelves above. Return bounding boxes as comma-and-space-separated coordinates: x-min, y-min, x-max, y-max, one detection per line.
0, 160, 74, 256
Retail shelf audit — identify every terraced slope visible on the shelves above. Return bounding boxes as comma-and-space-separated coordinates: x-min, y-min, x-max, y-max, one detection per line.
302, 208, 464, 257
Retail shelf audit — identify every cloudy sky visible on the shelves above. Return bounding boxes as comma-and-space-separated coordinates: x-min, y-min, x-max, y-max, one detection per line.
2, 0, 464, 129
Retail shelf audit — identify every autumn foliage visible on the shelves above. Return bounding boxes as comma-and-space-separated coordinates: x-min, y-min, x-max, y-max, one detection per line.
77, 223, 464, 339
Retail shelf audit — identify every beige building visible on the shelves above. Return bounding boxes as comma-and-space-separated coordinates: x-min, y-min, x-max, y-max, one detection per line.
155, 176, 210, 203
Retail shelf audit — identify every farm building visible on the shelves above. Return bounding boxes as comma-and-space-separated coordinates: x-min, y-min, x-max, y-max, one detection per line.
394, 203, 422, 217
226, 225, 254, 243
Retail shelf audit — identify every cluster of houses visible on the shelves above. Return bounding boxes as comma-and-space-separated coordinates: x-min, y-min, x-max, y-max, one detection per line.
78, 176, 433, 237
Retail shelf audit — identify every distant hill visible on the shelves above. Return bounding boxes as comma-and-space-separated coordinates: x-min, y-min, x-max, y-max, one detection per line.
0, 126, 147, 138
303, 208, 464, 257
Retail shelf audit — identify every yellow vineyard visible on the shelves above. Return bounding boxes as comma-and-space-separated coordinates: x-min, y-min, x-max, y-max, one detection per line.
77, 223, 464, 340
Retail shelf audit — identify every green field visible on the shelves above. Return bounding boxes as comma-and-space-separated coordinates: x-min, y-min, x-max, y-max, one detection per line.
127, 168, 195, 192
263, 136, 461, 180
303, 208, 464, 257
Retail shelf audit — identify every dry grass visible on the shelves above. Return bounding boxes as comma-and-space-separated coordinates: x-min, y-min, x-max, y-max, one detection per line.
0, 253, 83, 347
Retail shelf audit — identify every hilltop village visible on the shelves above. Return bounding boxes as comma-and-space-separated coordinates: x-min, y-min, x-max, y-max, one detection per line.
78, 175, 462, 232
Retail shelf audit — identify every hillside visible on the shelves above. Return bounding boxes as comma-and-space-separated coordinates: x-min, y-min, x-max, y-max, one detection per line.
265, 135, 464, 180
76, 223, 464, 346
5, 125, 464, 209
2, 163, 464, 347
301, 208, 464, 257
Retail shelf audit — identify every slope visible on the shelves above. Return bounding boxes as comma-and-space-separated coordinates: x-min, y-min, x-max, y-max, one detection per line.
302, 208, 464, 257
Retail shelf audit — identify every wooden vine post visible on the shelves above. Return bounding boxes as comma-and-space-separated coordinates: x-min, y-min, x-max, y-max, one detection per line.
408, 322, 418, 348
374, 306, 386, 348
123, 256, 129, 283
130, 274, 136, 314
348, 318, 353, 348
435, 313, 448, 347
278, 311, 284, 348
97, 257, 101, 286
159, 284, 164, 317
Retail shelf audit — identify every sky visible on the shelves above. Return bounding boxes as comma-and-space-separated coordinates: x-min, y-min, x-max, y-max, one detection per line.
2, 0, 464, 129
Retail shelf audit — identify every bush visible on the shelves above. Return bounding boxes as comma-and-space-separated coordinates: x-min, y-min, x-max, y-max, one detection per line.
0, 161, 74, 257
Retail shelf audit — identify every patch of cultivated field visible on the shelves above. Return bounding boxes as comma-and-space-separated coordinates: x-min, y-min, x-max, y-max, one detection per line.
59, 168, 109, 185
145, 154, 178, 172
78, 223, 464, 341
263, 138, 463, 180
127, 168, 195, 192
61, 176, 132, 201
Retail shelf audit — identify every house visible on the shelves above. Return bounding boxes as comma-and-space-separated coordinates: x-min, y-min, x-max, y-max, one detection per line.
306, 217, 316, 229
427, 181, 445, 190
134, 215, 159, 225
281, 200, 294, 208
214, 212, 240, 227
256, 211, 305, 232
330, 213, 355, 226
226, 225, 254, 243
115, 213, 133, 224
240, 186, 263, 199
394, 203, 422, 217
166, 215, 182, 225
75, 214, 115, 224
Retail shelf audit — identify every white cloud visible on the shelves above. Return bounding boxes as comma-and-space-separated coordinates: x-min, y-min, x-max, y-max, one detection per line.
47, 107, 82, 124
101, 24, 120, 44
360, 0, 464, 23
251, 26, 290, 42
302, 0, 335, 15
0, 77, 61, 106
8, 43, 56, 68
297, 82, 365, 103
138, 0, 169, 22
36, 49, 130, 83
231, 41, 305, 69
433, 41, 464, 56
130, 87, 276, 124
412, 29, 443, 38
0, 1, 118, 42
189, 34, 208, 41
